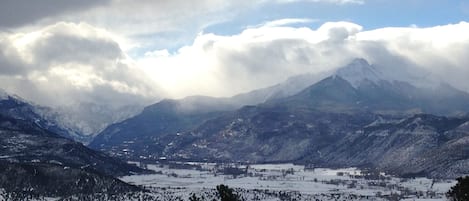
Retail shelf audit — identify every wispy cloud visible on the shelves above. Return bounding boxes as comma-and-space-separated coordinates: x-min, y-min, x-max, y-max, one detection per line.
261, 18, 318, 27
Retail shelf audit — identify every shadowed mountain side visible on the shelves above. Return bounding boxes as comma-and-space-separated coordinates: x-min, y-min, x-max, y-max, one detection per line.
0, 115, 149, 177
0, 161, 141, 198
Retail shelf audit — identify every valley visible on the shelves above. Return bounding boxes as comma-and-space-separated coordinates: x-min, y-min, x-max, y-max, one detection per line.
117, 162, 456, 200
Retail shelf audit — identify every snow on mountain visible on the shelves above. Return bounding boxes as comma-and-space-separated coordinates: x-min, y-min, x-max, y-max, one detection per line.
42, 103, 143, 138
0, 89, 142, 144
335, 58, 383, 87
0, 89, 7, 100
336, 58, 440, 89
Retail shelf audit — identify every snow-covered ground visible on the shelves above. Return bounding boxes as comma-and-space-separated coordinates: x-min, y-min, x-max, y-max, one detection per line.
121, 162, 455, 200
0, 162, 454, 200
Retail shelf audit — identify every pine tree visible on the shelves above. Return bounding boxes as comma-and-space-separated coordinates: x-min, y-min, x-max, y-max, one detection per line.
216, 184, 239, 201
189, 193, 202, 201
447, 176, 469, 201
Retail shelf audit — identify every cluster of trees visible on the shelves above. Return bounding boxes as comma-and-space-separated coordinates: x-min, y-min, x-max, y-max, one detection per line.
447, 176, 469, 201
190, 185, 240, 201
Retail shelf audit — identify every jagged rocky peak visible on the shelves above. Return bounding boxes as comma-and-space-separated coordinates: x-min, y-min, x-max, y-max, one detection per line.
336, 58, 447, 90
335, 58, 383, 87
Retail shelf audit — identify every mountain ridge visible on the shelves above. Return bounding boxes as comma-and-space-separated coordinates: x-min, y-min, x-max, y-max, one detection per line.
89, 58, 469, 178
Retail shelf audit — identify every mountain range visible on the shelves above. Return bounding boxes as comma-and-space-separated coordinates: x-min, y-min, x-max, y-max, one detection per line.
3, 58, 469, 181
89, 58, 469, 179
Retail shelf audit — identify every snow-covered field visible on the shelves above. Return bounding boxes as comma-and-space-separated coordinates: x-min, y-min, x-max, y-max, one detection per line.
121, 162, 455, 201
0, 162, 454, 200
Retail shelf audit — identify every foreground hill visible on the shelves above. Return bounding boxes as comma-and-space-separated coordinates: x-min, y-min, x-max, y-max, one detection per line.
0, 161, 140, 198
0, 113, 150, 198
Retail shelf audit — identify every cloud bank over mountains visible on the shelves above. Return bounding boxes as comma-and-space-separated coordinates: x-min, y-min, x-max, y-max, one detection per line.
139, 20, 469, 98
0, 0, 468, 108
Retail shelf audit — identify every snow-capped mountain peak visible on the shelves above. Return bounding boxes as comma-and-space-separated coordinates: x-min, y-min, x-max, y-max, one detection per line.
335, 58, 383, 87
335, 58, 443, 90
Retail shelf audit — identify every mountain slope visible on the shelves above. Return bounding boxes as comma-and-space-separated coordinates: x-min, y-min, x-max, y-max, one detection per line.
151, 59, 469, 178
89, 70, 328, 160
316, 114, 469, 178
91, 59, 469, 179
0, 110, 150, 197
0, 92, 81, 141
163, 110, 469, 178
165, 106, 377, 163
0, 89, 143, 144
89, 96, 235, 160
269, 74, 469, 115
39, 102, 143, 143
0, 161, 140, 198
271, 75, 361, 112
0, 114, 148, 176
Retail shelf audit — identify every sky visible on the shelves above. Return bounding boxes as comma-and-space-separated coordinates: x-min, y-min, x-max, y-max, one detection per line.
0, 0, 469, 108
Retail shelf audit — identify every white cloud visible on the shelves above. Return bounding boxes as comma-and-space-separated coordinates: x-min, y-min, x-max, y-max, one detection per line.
260, 18, 317, 27
137, 21, 363, 98
2, 18, 469, 108
138, 21, 469, 98
52, 0, 265, 51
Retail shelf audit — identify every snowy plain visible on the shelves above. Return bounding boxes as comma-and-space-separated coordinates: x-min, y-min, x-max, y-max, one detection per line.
120, 162, 455, 200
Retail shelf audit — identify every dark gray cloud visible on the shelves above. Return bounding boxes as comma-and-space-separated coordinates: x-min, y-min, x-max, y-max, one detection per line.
0, 40, 26, 75
0, 0, 110, 28
32, 29, 122, 67
0, 22, 161, 107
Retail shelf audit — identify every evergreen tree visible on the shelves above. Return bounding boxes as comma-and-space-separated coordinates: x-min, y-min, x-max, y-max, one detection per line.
216, 184, 239, 201
189, 193, 202, 201
447, 176, 469, 201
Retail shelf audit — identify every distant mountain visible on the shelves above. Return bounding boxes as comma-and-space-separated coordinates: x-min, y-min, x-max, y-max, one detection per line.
38, 102, 143, 144
273, 75, 469, 115
230, 72, 327, 104
89, 66, 329, 160
89, 96, 234, 160
89, 70, 328, 160
0, 91, 83, 141
0, 89, 141, 144
337, 58, 438, 89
